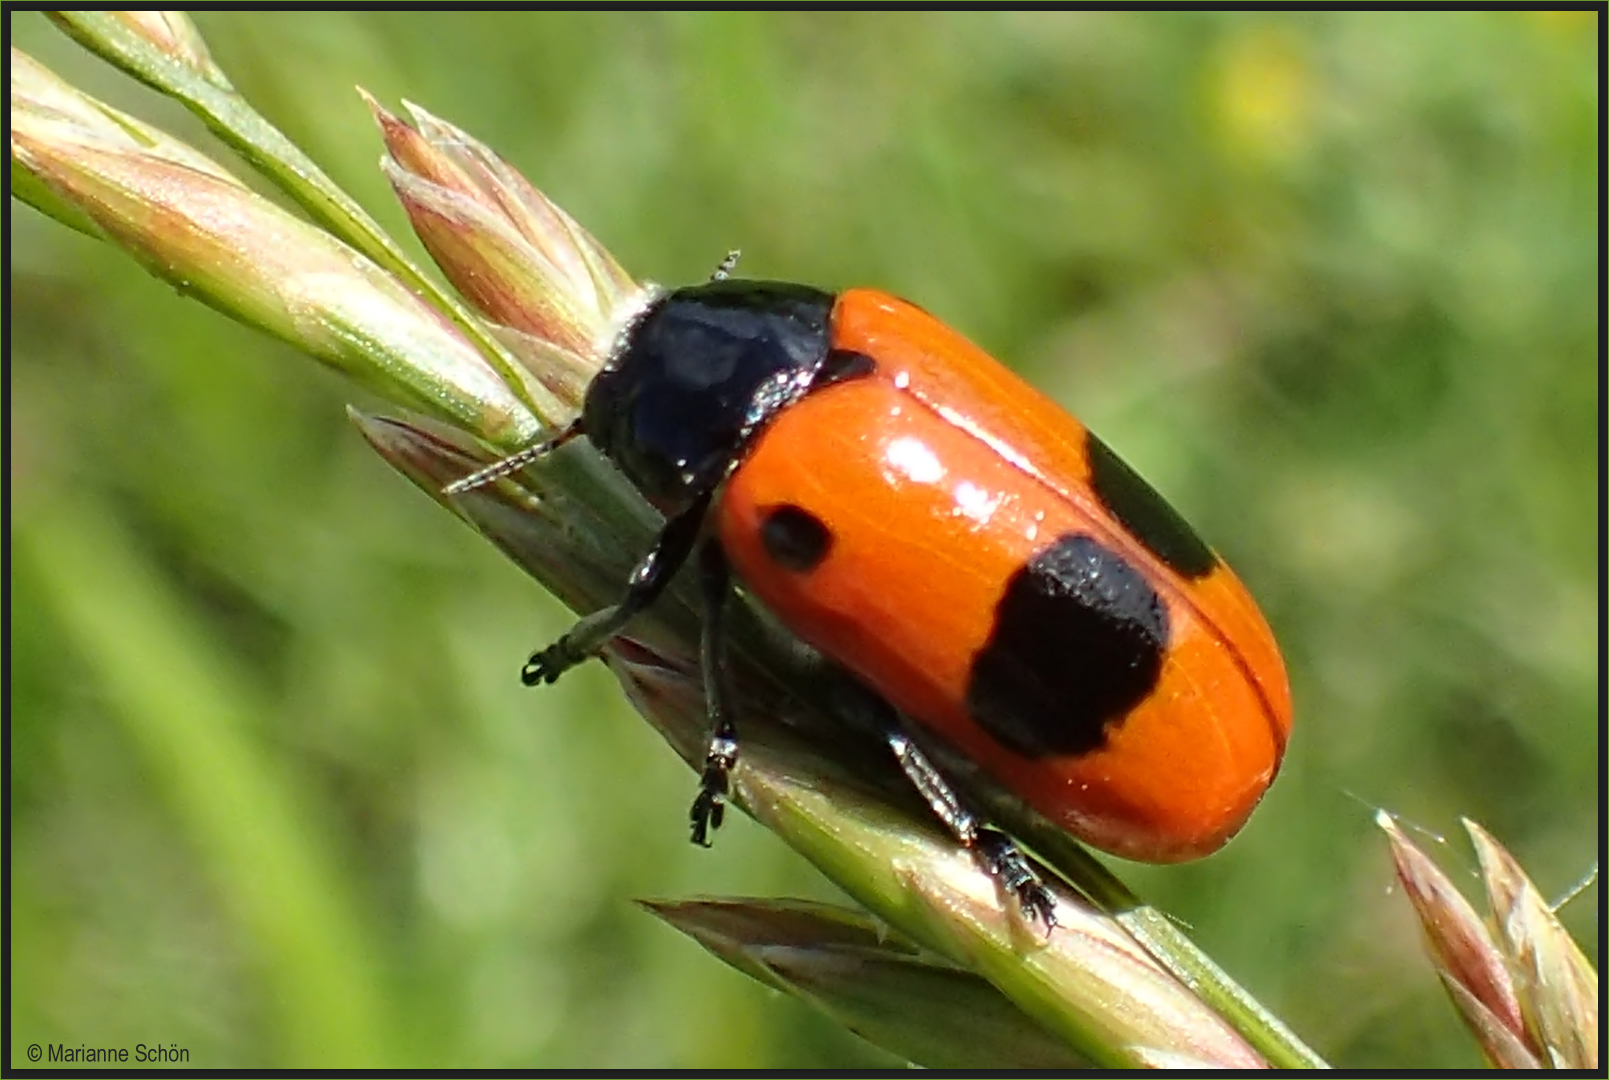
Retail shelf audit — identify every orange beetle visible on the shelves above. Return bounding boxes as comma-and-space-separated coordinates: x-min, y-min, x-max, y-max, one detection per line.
456, 279, 1292, 925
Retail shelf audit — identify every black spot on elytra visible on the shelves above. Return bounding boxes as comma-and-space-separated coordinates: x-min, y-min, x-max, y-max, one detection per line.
760, 504, 833, 573
966, 533, 1167, 758
1085, 432, 1218, 580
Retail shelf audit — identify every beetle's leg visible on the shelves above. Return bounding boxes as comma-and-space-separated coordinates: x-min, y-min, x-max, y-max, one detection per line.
886, 731, 1057, 931
689, 541, 737, 847
522, 491, 712, 686
815, 671, 1056, 928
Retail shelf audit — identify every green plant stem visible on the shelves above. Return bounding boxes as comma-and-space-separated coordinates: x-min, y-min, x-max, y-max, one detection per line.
1038, 834, 1329, 1069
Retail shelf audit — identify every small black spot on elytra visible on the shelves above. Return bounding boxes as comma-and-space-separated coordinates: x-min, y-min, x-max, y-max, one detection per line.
1085, 432, 1218, 580
760, 504, 833, 573
966, 532, 1168, 758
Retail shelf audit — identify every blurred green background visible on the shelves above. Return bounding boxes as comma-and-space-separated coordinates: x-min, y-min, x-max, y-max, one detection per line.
10, 10, 1598, 1069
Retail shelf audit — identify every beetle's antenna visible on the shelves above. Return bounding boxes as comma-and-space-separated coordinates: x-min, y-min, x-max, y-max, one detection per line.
443, 420, 584, 496
710, 250, 741, 282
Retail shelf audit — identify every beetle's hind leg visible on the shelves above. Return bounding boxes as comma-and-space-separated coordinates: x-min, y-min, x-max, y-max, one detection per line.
690, 540, 737, 846
886, 732, 1057, 931
823, 675, 1057, 930
521, 491, 713, 686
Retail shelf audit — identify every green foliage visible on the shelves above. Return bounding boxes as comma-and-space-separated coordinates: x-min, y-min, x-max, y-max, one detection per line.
10, 10, 1597, 1068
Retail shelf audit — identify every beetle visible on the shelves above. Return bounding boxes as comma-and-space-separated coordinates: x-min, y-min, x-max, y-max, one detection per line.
448, 268, 1292, 926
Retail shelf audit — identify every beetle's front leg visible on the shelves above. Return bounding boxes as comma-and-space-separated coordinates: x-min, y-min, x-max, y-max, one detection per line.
522, 492, 712, 686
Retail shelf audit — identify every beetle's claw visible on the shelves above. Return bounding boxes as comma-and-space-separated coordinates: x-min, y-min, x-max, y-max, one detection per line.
521, 644, 571, 686
978, 827, 1058, 933
689, 786, 725, 847
689, 748, 734, 847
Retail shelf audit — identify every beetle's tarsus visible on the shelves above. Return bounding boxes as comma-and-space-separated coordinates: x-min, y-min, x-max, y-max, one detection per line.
521, 644, 574, 685
689, 735, 737, 847
978, 827, 1058, 933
